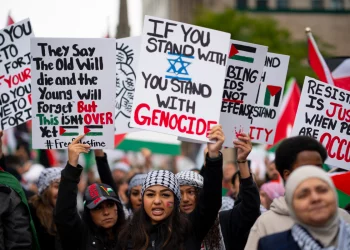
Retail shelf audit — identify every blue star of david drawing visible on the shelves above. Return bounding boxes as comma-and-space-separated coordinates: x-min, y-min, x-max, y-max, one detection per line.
167, 55, 191, 76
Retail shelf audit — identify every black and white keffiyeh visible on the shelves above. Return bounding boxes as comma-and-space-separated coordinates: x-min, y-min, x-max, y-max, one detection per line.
141, 170, 181, 201
291, 219, 350, 250
176, 170, 203, 189
128, 173, 147, 194
37, 167, 63, 195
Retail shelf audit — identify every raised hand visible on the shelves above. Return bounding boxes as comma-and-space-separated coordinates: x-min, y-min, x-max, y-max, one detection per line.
68, 135, 91, 167
233, 133, 252, 161
207, 125, 225, 158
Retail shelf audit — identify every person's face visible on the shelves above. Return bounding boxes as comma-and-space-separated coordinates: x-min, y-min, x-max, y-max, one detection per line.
90, 201, 118, 229
260, 190, 273, 210
293, 178, 337, 227
267, 162, 279, 181
49, 181, 60, 207
223, 163, 237, 182
179, 186, 197, 214
130, 186, 142, 211
283, 151, 323, 181
113, 170, 126, 183
230, 176, 240, 200
143, 185, 175, 224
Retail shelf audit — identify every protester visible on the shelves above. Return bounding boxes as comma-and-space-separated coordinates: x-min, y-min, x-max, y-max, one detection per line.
260, 182, 285, 210
219, 133, 261, 250
126, 173, 147, 217
222, 161, 237, 196
54, 135, 126, 250
118, 124, 224, 249
265, 160, 280, 182
0, 130, 40, 250
29, 167, 63, 249
258, 166, 350, 249
244, 136, 350, 250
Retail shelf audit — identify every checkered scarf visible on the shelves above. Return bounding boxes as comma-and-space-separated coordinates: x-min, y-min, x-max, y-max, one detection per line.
176, 171, 203, 189
37, 167, 63, 195
128, 173, 147, 195
141, 170, 181, 201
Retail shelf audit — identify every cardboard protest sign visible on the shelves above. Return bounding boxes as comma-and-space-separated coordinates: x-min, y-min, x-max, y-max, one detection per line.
130, 16, 231, 142
220, 40, 267, 148
292, 77, 350, 170
249, 52, 289, 144
31, 38, 115, 149
115, 36, 141, 135
0, 19, 33, 130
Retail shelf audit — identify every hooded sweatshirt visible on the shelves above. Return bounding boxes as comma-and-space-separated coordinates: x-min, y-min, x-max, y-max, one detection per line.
244, 196, 350, 250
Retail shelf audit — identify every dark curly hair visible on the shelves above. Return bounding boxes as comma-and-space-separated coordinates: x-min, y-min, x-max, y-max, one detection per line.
275, 136, 328, 180
118, 199, 190, 250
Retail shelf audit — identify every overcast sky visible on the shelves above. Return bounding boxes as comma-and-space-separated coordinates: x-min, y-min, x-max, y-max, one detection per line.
0, 0, 142, 37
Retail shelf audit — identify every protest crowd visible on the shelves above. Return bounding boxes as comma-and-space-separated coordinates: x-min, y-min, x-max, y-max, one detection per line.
1, 7, 350, 250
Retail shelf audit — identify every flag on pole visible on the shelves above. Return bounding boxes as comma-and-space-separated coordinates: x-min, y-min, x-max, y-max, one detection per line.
325, 57, 350, 91
267, 78, 301, 151
306, 28, 335, 85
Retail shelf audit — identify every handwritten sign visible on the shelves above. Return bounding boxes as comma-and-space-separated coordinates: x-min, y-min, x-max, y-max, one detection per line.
219, 40, 267, 148
0, 19, 33, 130
250, 52, 289, 144
130, 16, 231, 142
292, 77, 350, 170
31, 38, 115, 149
115, 36, 140, 134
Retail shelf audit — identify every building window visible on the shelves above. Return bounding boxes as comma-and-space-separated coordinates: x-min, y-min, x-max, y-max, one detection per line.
311, 0, 324, 10
330, 0, 344, 10
237, 0, 248, 10
257, 0, 268, 9
277, 0, 289, 9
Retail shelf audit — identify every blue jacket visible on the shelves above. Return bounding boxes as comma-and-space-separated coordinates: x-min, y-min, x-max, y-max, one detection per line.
258, 230, 301, 250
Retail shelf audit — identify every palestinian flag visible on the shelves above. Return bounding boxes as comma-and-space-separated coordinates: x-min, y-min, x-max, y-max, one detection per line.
84, 125, 103, 136
267, 78, 301, 151
307, 30, 335, 85
59, 126, 79, 136
330, 171, 350, 208
115, 131, 180, 155
229, 43, 256, 63
6, 13, 14, 26
325, 57, 350, 91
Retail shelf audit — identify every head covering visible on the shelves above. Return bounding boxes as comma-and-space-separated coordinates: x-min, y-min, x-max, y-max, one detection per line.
260, 182, 285, 201
141, 170, 181, 202
112, 162, 130, 173
176, 170, 203, 189
37, 167, 63, 195
128, 173, 147, 194
84, 183, 121, 209
220, 196, 234, 212
285, 165, 339, 247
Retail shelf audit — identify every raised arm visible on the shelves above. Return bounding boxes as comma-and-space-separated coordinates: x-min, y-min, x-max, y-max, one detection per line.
94, 149, 119, 194
219, 133, 261, 250
190, 125, 224, 241
54, 135, 90, 250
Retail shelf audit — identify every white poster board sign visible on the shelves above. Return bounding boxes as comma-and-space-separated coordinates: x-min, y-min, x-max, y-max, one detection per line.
130, 16, 231, 142
250, 52, 289, 144
31, 38, 115, 149
220, 40, 267, 148
115, 36, 141, 135
292, 76, 350, 170
0, 19, 33, 130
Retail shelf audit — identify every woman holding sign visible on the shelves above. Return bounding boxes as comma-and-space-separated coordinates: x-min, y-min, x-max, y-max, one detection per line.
117, 125, 224, 250
258, 166, 350, 250
55, 135, 126, 250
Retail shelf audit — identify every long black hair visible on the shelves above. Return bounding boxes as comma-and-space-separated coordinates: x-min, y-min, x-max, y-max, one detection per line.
118, 199, 191, 250
83, 200, 126, 247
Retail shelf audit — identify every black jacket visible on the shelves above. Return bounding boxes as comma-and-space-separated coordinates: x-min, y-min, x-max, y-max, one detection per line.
119, 153, 223, 250
0, 184, 32, 250
258, 230, 300, 250
219, 175, 260, 250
